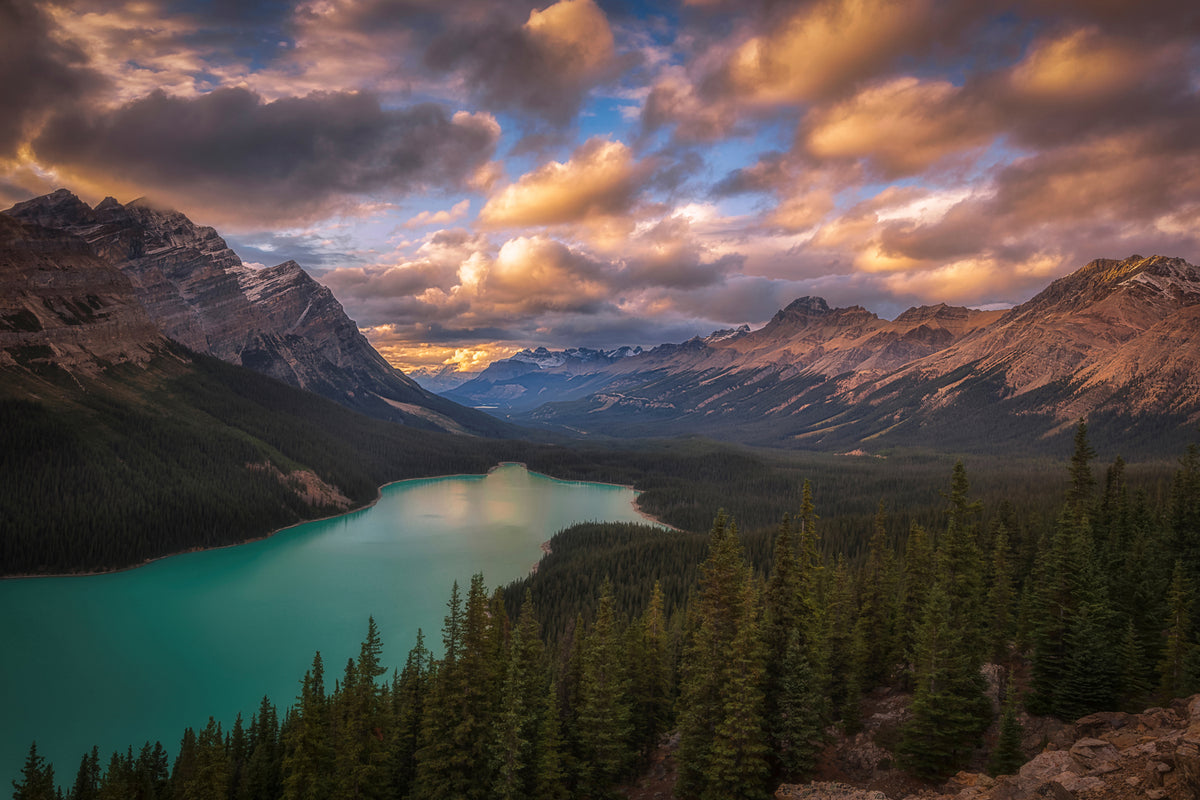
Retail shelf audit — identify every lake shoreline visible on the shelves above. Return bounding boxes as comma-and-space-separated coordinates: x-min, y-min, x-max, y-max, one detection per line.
1, 462, 676, 581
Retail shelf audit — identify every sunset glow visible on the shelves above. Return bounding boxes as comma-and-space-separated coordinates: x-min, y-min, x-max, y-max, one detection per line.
2, 0, 1197, 372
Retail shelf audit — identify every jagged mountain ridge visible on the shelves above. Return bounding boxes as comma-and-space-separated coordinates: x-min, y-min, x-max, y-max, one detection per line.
483, 255, 1200, 453
442, 343, 654, 411
4, 190, 509, 436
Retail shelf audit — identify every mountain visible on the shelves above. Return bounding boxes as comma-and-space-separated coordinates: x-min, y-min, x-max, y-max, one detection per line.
442, 344, 650, 411
0, 213, 168, 373
410, 364, 480, 394
508, 256, 1200, 454
3, 189, 509, 436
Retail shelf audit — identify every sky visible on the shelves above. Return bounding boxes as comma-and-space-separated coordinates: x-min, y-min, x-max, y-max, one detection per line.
2, 0, 1199, 373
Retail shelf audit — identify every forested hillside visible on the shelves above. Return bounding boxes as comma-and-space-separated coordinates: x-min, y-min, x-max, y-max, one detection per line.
13, 424, 1200, 799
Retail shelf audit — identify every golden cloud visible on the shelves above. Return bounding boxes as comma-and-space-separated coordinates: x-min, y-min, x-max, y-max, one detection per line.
524, 0, 615, 83
726, 0, 935, 106
479, 137, 645, 228
1009, 27, 1146, 102
804, 77, 994, 176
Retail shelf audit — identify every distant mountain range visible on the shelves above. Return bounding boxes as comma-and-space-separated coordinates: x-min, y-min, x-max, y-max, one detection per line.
3, 189, 508, 437
5, 188, 1197, 455
439, 256, 1200, 454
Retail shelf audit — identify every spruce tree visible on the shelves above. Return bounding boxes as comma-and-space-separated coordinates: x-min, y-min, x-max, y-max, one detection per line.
897, 582, 991, 780
388, 630, 429, 798
491, 591, 546, 800
702, 579, 769, 800
986, 525, 1015, 662
1159, 561, 1196, 699
574, 580, 634, 799
987, 674, 1025, 777
771, 631, 824, 783
281, 653, 333, 800
629, 581, 671, 763
70, 747, 100, 800
676, 512, 749, 799
12, 742, 56, 800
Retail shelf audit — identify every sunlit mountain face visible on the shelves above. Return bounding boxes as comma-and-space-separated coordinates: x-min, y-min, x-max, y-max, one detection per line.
2, 0, 1197, 374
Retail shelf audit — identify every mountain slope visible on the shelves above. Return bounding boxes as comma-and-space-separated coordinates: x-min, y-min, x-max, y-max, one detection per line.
4, 190, 510, 436
0, 214, 168, 372
514, 256, 1200, 454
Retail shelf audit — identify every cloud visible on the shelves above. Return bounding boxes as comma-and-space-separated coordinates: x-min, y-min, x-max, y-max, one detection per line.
0, 2, 102, 157
30, 87, 500, 226
479, 137, 648, 229
722, 0, 938, 107
404, 199, 471, 228
424, 0, 619, 125
802, 77, 995, 177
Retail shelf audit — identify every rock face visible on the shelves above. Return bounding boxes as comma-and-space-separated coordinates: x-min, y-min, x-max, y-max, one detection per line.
776, 694, 1200, 800
501, 255, 1200, 454
4, 190, 508, 436
0, 214, 168, 373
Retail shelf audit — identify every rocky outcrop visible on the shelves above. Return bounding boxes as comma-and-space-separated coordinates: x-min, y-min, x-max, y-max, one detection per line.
0, 214, 168, 373
4, 190, 509, 436
890, 694, 1199, 800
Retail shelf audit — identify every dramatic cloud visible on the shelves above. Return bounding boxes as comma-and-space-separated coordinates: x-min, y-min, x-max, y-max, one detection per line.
802, 77, 994, 178
479, 137, 648, 229
31, 88, 500, 225
0, 2, 102, 157
424, 0, 619, 124
2, 0, 1197, 369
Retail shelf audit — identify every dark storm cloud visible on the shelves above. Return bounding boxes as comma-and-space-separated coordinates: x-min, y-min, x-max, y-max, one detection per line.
31, 87, 499, 224
0, 1, 104, 157
422, 0, 622, 126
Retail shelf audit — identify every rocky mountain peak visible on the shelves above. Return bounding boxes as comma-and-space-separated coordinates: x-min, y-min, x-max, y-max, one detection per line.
6, 188, 96, 229
3, 188, 510, 436
778, 296, 832, 318
894, 303, 962, 324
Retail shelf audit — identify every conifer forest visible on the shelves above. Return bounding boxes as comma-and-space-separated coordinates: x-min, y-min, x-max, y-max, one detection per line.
12, 423, 1200, 800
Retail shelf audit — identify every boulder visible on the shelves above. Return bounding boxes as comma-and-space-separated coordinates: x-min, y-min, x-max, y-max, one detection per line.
1072, 711, 1130, 739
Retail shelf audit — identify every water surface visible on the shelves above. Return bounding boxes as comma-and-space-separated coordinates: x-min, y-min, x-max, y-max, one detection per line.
0, 464, 653, 784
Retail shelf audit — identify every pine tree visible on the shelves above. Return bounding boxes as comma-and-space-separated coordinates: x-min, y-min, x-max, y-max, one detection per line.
1159, 561, 1196, 699
629, 581, 671, 763
676, 512, 745, 799
388, 629, 429, 798
491, 591, 546, 800
771, 631, 824, 783
1066, 420, 1097, 527
987, 674, 1025, 777
281, 652, 333, 800
677, 513, 769, 799
938, 462, 986, 662
70, 747, 100, 800
532, 685, 569, 800
852, 502, 900, 689
12, 742, 56, 800
897, 582, 991, 779
1117, 619, 1152, 711
702, 579, 769, 800
899, 522, 934, 663
574, 580, 634, 799
413, 582, 469, 800
986, 525, 1015, 662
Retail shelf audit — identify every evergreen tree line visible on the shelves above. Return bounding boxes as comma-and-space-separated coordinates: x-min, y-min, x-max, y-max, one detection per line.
14, 423, 1200, 799
8, 345, 1166, 576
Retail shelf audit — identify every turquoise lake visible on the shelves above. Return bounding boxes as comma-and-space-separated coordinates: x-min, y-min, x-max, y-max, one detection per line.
0, 463, 655, 786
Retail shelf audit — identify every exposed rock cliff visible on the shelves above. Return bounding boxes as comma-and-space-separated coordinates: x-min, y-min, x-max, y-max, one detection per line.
0, 214, 167, 373
4, 190, 509, 436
